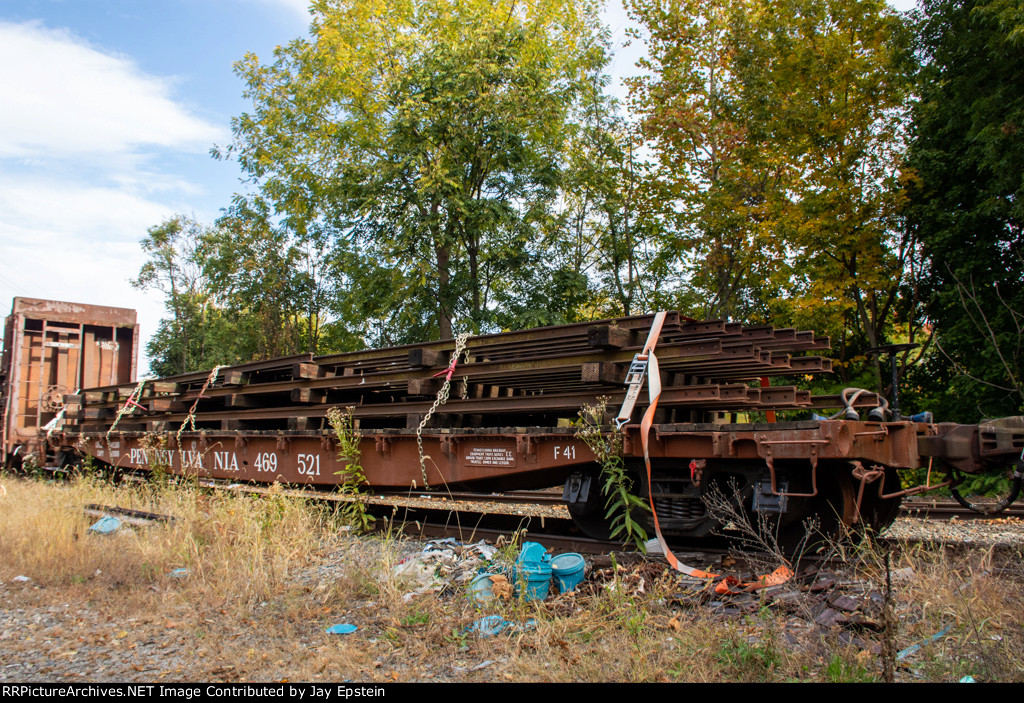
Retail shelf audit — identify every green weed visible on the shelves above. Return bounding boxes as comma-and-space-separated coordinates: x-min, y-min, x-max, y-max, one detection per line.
575, 399, 650, 550
327, 406, 373, 532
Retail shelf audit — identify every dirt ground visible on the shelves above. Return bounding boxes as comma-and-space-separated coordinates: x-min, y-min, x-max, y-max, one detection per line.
3, 476, 1024, 683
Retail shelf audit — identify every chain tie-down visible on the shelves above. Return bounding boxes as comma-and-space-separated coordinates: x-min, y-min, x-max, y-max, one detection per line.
175, 365, 226, 473
416, 332, 470, 489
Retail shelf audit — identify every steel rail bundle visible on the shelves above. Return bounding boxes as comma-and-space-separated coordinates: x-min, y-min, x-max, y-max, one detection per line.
61, 313, 852, 433
29, 310, 1024, 550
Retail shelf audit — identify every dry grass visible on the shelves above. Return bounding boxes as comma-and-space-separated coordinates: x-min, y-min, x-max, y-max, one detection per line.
2, 474, 1024, 682
0, 474, 329, 609
886, 544, 1024, 681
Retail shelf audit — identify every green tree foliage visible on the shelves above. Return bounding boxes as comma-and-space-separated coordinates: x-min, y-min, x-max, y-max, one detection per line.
209, 196, 358, 358
627, 0, 793, 322
560, 75, 657, 317
628, 0, 915, 389
132, 216, 232, 376
905, 0, 1024, 420
741, 0, 916, 390
135, 213, 355, 376
219, 0, 610, 343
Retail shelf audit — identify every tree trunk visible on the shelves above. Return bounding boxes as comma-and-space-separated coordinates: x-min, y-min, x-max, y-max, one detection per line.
435, 242, 453, 340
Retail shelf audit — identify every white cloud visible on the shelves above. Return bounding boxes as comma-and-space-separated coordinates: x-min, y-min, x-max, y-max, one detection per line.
254, 0, 311, 18
0, 177, 179, 368
0, 178, 172, 244
0, 21, 224, 160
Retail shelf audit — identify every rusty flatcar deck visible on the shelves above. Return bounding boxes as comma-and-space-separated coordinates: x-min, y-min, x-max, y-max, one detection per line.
47, 311, 1024, 542
64, 418, 931, 492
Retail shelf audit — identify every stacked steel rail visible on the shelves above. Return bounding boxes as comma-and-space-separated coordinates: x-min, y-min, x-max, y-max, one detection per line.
62, 313, 880, 434
51, 311, 1024, 543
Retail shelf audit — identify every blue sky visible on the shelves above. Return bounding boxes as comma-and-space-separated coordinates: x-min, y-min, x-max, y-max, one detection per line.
0, 0, 311, 362
0, 0, 914, 374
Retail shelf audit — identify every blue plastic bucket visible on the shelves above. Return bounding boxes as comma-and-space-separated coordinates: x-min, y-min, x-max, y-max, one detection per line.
468, 573, 496, 604
516, 541, 550, 566
550, 552, 585, 593
517, 563, 552, 600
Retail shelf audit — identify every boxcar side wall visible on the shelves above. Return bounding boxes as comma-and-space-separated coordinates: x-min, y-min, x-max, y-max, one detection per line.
0, 298, 138, 462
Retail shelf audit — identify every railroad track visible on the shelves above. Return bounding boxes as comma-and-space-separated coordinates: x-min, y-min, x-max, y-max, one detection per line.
900, 498, 1024, 521
203, 480, 1024, 524
71, 470, 1024, 528
74, 474, 1024, 568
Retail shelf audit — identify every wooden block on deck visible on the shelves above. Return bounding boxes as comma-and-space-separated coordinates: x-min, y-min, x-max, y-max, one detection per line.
581, 361, 627, 385
291, 388, 326, 404
405, 413, 450, 429
407, 378, 444, 396
408, 348, 444, 368
288, 417, 318, 431
222, 370, 249, 386
224, 394, 261, 409
666, 372, 690, 387
149, 397, 186, 412
587, 324, 634, 349
293, 363, 328, 380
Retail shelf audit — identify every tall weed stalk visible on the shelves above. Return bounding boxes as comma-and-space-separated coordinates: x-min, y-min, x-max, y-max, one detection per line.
327, 406, 373, 532
576, 399, 650, 550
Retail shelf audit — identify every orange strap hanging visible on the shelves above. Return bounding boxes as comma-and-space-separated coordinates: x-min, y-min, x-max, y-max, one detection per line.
627, 312, 716, 577
616, 312, 793, 590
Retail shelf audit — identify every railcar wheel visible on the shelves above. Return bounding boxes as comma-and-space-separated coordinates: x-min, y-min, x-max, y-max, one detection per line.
749, 461, 860, 555
564, 467, 614, 540
563, 465, 646, 542
857, 466, 902, 533
566, 501, 615, 541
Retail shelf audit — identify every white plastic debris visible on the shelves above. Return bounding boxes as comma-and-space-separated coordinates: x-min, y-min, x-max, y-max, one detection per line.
88, 516, 123, 535
644, 538, 665, 555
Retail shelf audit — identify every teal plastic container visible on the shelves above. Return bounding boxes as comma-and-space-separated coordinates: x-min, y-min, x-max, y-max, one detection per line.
468, 573, 496, 604
550, 552, 585, 593
517, 562, 552, 600
516, 542, 550, 566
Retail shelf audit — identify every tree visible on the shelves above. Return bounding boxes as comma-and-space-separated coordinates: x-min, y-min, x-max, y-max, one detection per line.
132, 216, 225, 375
905, 0, 1024, 420
560, 73, 658, 317
208, 196, 353, 358
627, 0, 789, 322
628, 0, 915, 390
740, 0, 916, 390
136, 209, 357, 375
219, 0, 609, 342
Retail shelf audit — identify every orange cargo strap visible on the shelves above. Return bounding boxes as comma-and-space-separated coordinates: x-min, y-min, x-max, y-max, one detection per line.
617, 312, 793, 590
616, 312, 714, 577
